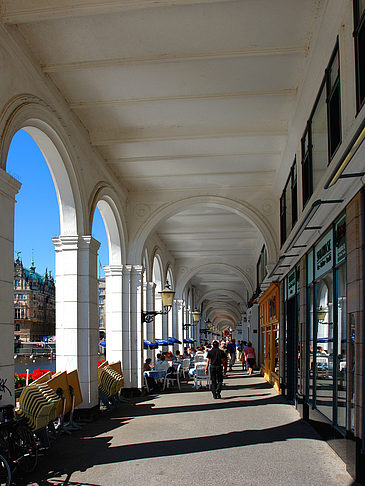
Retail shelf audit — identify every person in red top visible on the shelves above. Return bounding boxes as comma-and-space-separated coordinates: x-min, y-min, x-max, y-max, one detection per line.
244, 341, 256, 376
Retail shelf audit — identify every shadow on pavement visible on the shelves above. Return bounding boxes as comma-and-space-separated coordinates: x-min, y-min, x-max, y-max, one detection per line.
18, 419, 321, 485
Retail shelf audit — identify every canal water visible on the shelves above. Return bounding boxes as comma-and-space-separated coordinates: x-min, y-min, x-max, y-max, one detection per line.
14, 355, 105, 375
14, 356, 56, 374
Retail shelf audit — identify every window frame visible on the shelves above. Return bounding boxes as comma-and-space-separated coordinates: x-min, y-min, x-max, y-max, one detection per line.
354, 0, 365, 112
326, 42, 342, 159
280, 158, 298, 246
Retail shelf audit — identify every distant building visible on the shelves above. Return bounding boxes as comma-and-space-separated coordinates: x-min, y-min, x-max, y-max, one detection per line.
14, 256, 55, 342
98, 277, 106, 340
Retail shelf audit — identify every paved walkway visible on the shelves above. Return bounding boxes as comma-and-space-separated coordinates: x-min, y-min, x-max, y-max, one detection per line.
20, 367, 356, 486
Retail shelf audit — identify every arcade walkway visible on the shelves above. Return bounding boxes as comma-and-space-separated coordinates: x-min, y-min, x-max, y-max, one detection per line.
21, 368, 355, 486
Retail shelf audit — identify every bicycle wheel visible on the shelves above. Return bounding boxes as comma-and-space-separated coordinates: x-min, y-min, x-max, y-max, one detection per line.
0, 454, 11, 486
11, 425, 38, 473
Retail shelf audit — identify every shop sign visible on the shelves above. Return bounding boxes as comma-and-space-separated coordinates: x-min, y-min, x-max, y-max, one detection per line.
287, 269, 296, 298
335, 215, 346, 264
315, 231, 333, 278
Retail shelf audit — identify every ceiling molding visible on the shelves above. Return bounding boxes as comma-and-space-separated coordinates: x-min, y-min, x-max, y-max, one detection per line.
42, 46, 306, 73
2, 0, 236, 24
91, 128, 288, 145
107, 151, 282, 164
121, 169, 276, 180
69, 88, 297, 109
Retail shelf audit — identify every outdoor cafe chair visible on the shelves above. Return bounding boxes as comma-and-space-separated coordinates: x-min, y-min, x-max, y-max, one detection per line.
163, 364, 182, 391
194, 363, 211, 390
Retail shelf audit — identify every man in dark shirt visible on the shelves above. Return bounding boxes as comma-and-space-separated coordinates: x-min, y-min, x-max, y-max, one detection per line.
205, 340, 227, 399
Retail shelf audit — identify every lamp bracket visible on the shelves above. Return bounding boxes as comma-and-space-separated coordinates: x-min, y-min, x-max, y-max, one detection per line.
141, 307, 170, 324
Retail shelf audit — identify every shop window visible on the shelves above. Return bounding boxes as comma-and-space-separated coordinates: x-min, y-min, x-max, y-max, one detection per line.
301, 42, 342, 207
354, 0, 365, 111
280, 159, 298, 246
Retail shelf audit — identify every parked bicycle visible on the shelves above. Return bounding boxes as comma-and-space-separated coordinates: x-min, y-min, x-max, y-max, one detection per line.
0, 404, 38, 485
0, 453, 11, 486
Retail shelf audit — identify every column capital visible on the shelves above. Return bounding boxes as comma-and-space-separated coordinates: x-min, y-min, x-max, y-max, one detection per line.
125, 264, 144, 275
103, 264, 124, 277
52, 235, 100, 252
147, 281, 156, 291
0, 168, 21, 200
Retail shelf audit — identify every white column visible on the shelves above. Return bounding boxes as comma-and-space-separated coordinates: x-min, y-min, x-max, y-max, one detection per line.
104, 265, 123, 365
0, 170, 21, 405
172, 300, 178, 352
129, 265, 143, 389
122, 265, 132, 387
162, 313, 168, 340
146, 282, 155, 359
155, 291, 163, 340
53, 235, 100, 409
176, 299, 184, 353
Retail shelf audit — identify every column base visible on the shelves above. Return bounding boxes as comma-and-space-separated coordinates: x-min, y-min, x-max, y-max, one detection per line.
74, 405, 101, 423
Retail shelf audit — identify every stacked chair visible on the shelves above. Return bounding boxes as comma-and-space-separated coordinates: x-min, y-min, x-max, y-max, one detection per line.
98, 361, 125, 408
16, 370, 83, 446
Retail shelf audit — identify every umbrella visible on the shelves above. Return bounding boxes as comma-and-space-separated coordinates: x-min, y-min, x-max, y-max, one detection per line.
154, 339, 170, 346
168, 337, 182, 344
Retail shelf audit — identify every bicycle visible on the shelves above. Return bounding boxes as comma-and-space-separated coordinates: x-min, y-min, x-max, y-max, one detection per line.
0, 453, 11, 486
0, 404, 38, 482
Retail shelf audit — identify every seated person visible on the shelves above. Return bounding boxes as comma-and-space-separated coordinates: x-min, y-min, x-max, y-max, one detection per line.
144, 358, 158, 392
175, 350, 182, 361
155, 355, 170, 372
144, 357, 153, 371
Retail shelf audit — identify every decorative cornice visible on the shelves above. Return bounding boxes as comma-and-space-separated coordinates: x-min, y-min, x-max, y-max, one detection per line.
42, 46, 306, 73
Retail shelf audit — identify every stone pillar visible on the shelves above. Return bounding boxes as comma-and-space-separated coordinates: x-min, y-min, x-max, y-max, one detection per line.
172, 300, 178, 351
176, 300, 184, 353
155, 291, 163, 341
0, 170, 21, 406
104, 265, 123, 365
53, 235, 100, 409
129, 265, 143, 389
145, 282, 155, 359
122, 266, 132, 387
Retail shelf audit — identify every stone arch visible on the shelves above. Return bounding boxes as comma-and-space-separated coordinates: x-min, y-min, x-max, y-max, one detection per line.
166, 265, 174, 290
143, 248, 150, 281
198, 289, 245, 307
129, 195, 278, 266
0, 94, 84, 234
175, 262, 253, 299
151, 249, 164, 292
89, 183, 127, 266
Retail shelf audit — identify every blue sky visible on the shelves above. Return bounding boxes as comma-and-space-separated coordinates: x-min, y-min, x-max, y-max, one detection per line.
7, 129, 109, 277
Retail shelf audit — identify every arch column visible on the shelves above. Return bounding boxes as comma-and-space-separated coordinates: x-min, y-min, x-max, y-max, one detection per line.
103, 265, 124, 365
125, 265, 143, 389
175, 299, 185, 353
145, 282, 155, 359
0, 170, 21, 405
53, 235, 100, 410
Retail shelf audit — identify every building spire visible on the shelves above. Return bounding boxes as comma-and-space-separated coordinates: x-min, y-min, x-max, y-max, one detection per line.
30, 249, 36, 274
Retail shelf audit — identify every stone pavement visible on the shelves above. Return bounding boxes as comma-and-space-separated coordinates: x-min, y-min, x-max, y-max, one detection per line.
19, 366, 356, 486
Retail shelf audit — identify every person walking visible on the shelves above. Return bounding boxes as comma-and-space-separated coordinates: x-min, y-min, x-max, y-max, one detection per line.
244, 341, 256, 376
227, 338, 237, 371
205, 340, 227, 399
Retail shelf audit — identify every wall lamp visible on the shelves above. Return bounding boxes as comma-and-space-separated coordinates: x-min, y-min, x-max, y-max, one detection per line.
141, 281, 175, 323
192, 308, 200, 323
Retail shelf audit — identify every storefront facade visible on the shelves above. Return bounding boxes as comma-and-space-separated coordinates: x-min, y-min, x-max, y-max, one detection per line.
280, 191, 365, 481
258, 283, 280, 392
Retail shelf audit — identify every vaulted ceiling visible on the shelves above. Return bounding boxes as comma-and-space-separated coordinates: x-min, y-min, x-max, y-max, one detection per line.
1, 0, 326, 330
